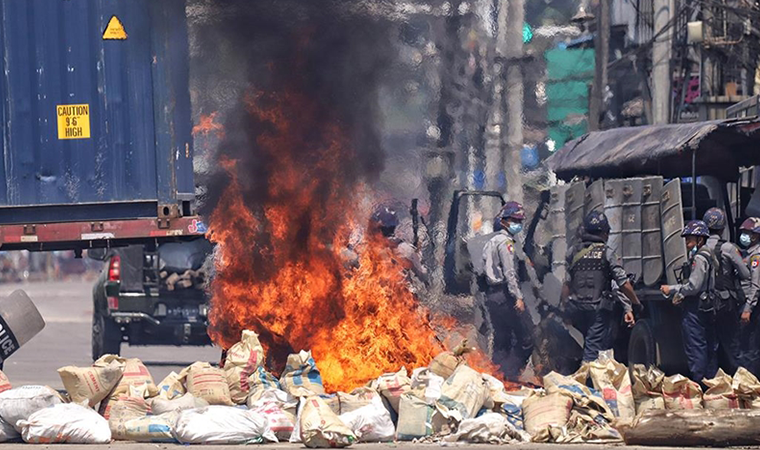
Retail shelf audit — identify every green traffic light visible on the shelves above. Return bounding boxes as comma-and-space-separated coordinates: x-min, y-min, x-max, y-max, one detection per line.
523, 23, 533, 43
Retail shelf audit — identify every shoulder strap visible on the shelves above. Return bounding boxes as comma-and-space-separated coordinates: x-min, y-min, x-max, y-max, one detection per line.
570, 243, 602, 269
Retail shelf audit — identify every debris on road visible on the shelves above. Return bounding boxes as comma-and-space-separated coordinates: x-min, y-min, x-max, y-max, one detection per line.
1, 329, 759, 446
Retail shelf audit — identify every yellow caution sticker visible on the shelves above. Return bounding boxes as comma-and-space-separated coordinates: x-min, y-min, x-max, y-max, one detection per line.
102, 16, 127, 40
56, 104, 91, 140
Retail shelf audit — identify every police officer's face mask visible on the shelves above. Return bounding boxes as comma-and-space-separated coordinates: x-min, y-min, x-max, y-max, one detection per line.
740, 232, 753, 248
508, 222, 523, 235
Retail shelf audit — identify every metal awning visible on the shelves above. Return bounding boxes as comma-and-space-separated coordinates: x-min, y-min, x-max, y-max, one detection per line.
547, 118, 760, 181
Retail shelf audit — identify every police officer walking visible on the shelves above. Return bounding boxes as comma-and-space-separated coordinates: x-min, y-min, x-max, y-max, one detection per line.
660, 220, 718, 384
703, 208, 749, 374
738, 217, 760, 375
481, 202, 534, 379
562, 211, 638, 363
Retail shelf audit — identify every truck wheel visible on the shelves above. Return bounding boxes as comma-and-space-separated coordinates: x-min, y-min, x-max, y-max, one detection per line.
628, 319, 657, 367
92, 312, 121, 360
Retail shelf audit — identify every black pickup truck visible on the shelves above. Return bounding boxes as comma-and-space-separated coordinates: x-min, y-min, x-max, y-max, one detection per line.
88, 238, 214, 360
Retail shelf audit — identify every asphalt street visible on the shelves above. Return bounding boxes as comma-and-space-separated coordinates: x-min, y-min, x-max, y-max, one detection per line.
0, 281, 744, 449
0, 280, 220, 388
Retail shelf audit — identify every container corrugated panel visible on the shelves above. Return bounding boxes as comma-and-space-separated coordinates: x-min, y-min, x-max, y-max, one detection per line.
0, 0, 193, 224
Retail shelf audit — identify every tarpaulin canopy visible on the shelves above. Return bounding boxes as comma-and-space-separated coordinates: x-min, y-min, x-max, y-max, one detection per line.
547, 118, 760, 181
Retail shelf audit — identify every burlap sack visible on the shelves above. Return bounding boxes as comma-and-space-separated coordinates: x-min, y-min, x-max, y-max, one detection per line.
631, 365, 665, 413
588, 357, 635, 420
58, 361, 123, 407
703, 369, 740, 409
120, 413, 177, 442
223, 330, 266, 404
410, 368, 444, 404
299, 396, 356, 448
436, 365, 489, 422
180, 362, 233, 406
337, 387, 381, 414
108, 395, 151, 439
543, 371, 614, 421
95, 355, 158, 399
428, 351, 464, 380
245, 367, 284, 405
732, 367, 760, 409
522, 392, 573, 437
396, 393, 436, 441
280, 350, 326, 398
252, 401, 296, 441
0, 370, 11, 394
373, 367, 411, 413
662, 374, 703, 410
157, 371, 185, 400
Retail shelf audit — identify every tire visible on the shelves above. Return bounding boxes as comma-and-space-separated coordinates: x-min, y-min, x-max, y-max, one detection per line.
628, 319, 657, 368
92, 312, 121, 361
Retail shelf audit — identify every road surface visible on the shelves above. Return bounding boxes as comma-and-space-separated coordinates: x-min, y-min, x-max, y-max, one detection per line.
0, 280, 220, 388
0, 281, 737, 449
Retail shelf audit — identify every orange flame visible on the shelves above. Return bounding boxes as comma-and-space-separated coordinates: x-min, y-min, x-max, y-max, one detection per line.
207, 90, 448, 392
193, 112, 225, 138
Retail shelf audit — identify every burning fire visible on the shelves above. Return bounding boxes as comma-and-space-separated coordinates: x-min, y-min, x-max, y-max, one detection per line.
207, 90, 448, 391
193, 112, 225, 139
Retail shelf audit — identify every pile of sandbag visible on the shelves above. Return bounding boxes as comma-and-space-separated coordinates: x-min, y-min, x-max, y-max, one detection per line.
160, 268, 208, 291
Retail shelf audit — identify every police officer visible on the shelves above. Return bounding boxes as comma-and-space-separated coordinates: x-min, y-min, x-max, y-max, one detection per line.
481, 201, 534, 379
660, 220, 718, 383
367, 205, 428, 283
703, 208, 749, 374
738, 217, 760, 375
562, 211, 638, 362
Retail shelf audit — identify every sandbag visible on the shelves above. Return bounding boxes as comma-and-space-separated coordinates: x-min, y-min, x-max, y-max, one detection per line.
0, 418, 16, 443
396, 393, 437, 441
19, 403, 111, 444
428, 351, 464, 380
663, 374, 703, 410
94, 355, 158, 398
174, 406, 276, 444
156, 371, 185, 400
410, 368, 444, 405
338, 396, 394, 442
224, 330, 266, 404
181, 362, 234, 406
247, 388, 298, 416
522, 392, 573, 437
252, 401, 296, 441
443, 412, 530, 443
107, 395, 151, 439
120, 413, 177, 443
373, 367, 411, 413
0, 370, 11, 394
246, 366, 283, 404
543, 371, 614, 421
703, 369, 739, 409
732, 367, 760, 409
58, 361, 123, 407
0, 385, 64, 434
500, 389, 535, 431
631, 364, 665, 413
436, 365, 489, 422
337, 387, 382, 414
300, 395, 356, 448
150, 392, 209, 415
280, 350, 326, 398
588, 356, 635, 420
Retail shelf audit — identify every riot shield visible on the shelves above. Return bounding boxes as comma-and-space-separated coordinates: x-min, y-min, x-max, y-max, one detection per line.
565, 181, 586, 251
549, 185, 569, 281
604, 179, 625, 256
585, 178, 604, 216
621, 178, 644, 280
661, 179, 688, 286
642, 177, 664, 286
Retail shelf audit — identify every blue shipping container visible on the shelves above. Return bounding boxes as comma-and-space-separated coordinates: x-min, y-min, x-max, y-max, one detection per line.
0, 0, 194, 224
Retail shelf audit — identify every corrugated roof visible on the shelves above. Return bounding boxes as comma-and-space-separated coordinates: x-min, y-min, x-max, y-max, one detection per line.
546, 118, 760, 181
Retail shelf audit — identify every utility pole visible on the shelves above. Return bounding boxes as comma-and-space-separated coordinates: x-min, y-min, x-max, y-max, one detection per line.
652, 0, 672, 124
483, 0, 509, 192
503, 0, 525, 204
589, 0, 610, 131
